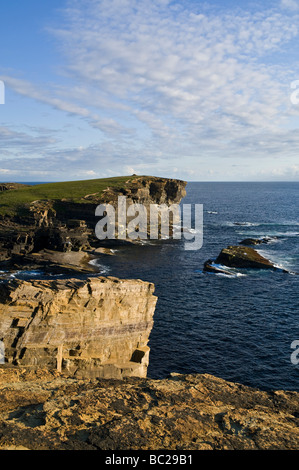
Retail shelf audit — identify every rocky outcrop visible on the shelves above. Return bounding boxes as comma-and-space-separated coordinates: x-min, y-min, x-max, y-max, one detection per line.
0, 217, 92, 263
0, 368, 299, 450
214, 245, 288, 272
0, 277, 157, 379
239, 237, 277, 246
12, 249, 95, 274
99, 176, 187, 208
0, 183, 29, 192
203, 260, 234, 276
17, 176, 187, 228
93, 176, 187, 244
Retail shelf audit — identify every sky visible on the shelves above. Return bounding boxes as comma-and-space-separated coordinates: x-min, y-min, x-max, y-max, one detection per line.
0, 0, 299, 182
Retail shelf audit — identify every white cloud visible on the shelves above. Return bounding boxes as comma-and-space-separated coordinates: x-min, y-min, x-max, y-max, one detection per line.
49, 1, 298, 138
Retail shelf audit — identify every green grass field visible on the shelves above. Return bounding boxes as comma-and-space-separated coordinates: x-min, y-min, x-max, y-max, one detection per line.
0, 176, 135, 217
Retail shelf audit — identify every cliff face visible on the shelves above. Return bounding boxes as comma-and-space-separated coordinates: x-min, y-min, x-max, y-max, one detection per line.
0, 176, 187, 262
0, 369, 298, 450
99, 176, 187, 207
0, 277, 157, 379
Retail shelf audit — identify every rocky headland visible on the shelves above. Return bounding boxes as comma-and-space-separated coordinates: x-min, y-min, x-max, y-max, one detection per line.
0, 175, 187, 272
239, 237, 277, 246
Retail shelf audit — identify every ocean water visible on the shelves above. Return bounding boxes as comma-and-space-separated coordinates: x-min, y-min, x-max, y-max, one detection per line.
93, 182, 299, 391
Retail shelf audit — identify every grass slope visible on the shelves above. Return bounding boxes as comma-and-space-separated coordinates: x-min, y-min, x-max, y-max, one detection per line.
0, 176, 135, 217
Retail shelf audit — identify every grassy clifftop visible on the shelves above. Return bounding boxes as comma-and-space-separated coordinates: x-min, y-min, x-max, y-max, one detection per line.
0, 176, 135, 217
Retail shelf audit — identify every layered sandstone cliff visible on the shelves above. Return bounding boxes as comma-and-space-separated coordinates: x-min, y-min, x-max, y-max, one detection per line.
99, 175, 187, 207
0, 277, 157, 379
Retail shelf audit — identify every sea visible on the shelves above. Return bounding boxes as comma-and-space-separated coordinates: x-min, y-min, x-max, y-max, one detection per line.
4, 182, 299, 392
93, 182, 299, 392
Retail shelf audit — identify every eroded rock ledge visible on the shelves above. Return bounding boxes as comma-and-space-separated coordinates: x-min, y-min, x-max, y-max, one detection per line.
0, 277, 157, 379
0, 368, 298, 450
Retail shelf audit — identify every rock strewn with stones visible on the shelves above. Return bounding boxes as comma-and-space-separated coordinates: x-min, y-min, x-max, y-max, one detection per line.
0, 368, 298, 450
0, 277, 157, 380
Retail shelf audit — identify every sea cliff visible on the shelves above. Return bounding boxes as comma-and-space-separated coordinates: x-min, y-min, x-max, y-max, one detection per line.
0, 277, 157, 380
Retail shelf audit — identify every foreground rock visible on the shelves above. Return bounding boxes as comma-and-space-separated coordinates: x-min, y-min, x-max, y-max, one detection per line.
215, 245, 288, 272
0, 277, 157, 379
0, 368, 298, 450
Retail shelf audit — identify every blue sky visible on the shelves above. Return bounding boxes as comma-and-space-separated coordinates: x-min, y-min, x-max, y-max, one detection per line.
0, 0, 299, 182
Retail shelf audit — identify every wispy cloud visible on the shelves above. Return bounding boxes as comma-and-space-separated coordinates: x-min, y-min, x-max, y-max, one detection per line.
0, 75, 135, 137
1, 0, 299, 180
0, 125, 58, 157
46, 1, 299, 151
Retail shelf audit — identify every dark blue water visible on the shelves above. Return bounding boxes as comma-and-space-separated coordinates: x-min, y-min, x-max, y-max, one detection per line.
94, 182, 299, 391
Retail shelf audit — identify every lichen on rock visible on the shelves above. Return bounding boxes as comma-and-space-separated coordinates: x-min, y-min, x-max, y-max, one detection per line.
0, 369, 299, 450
